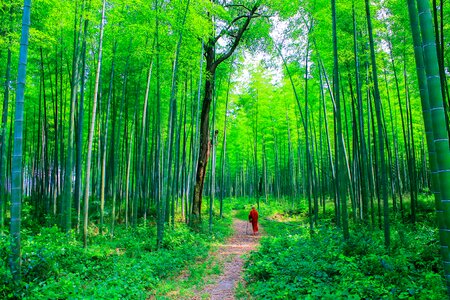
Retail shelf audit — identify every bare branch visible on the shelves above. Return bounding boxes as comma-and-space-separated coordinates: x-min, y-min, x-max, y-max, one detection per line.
213, 14, 248, 44
223, 4, 252, 11
212, 4, 260, 70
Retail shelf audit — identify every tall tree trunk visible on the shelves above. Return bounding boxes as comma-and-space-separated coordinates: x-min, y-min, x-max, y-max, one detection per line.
100, 41, 116, 234
0, 47, 11, 231
0, 0, 14, 232
302, 32, 314, 230
138, 39, 154, 225
191, 43, 214, 227
51, 43, 60, 218
125, 123, 134, 228
219, 70, 231, 218
352, 1, 369, 223
83, 0, 105, 247
110, 46, 129, 237
416, 0, 450, 292
388, 41, 414, 222
191, 4, 259, 228
254, 94, 259, 209
165, 0, 190, 229
209, 94, 218, 232
191, 45, 204, 220
10, 0, 31, 283
318, 60, 336, 222
404, 66, 418, 224
432, 0, 450, 139
62, 0, 82, 232
155, 0, 163, 247
383, 66, 399, 214
181, 79, 189, 222
76, 1, 89, 232
332, 0, 349, 239
36, 63, 43, 218
263, 139, 269, 202
348, 76, 361, 220
39, 47, 50, 219
365, 0, 389, 248
173, 86, 184, 227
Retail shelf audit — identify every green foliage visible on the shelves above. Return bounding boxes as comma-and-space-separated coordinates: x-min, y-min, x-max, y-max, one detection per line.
242, 198, 447, 299
1, 0, 448, 295
0, 234, 13, 299
0, 215, 232, 299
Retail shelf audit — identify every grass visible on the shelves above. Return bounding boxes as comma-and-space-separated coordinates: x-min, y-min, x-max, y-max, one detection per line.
238, 194, 447, 299
151, 197, 256, 299
2, 195, 445, 299
0, 199, 234, 299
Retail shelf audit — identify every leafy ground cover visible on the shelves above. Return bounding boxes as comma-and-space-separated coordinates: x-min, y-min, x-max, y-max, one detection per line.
1, 196, 446, 299
0, 200, 233, 299
241, 196, 447, 299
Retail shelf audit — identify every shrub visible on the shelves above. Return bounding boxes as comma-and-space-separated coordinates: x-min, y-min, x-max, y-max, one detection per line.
243, 205, 447, 299
0, 212, 233, 299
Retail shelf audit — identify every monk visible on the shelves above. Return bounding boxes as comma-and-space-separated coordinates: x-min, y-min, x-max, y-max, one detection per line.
248, 206, 259, 235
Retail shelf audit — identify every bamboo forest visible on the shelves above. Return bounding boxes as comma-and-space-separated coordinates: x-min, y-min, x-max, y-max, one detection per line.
2, 0, 450, 298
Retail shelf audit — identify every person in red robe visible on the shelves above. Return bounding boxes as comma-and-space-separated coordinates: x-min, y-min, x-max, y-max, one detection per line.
248, 206, 259, 235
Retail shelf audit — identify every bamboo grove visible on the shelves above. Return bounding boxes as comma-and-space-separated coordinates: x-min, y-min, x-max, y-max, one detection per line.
2, 0, 450, 290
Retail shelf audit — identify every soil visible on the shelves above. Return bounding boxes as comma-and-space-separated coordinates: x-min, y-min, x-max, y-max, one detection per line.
192, 218, 262, 300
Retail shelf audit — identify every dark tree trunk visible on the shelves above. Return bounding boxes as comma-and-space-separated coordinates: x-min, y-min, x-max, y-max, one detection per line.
191, 46, 214, 225
190, 4, 259, 227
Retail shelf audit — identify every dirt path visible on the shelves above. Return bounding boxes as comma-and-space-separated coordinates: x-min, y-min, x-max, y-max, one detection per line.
192, 218, 262, 300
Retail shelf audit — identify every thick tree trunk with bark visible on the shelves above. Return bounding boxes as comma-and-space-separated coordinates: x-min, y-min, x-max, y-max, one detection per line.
191, 52, 214, 225
190, 4, 259, 228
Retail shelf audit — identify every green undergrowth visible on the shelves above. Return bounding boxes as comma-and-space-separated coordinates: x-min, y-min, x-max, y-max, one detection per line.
0, 202, 233, 299
240, 195, 447, 299
233, 196, 290, 222
150, 253, 223, 299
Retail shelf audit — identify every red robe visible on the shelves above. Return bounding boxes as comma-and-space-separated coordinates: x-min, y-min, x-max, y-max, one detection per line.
248, 208, 259, 233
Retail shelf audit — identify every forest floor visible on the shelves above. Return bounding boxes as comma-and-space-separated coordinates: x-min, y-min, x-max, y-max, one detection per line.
156, 216, 262, 299
191, 218, 262, 299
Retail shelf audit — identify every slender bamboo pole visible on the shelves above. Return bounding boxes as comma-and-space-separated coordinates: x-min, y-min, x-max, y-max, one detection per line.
10, 0, 31, 283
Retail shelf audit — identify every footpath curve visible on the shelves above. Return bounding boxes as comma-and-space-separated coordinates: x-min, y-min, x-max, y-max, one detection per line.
193, 217, 262, 299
